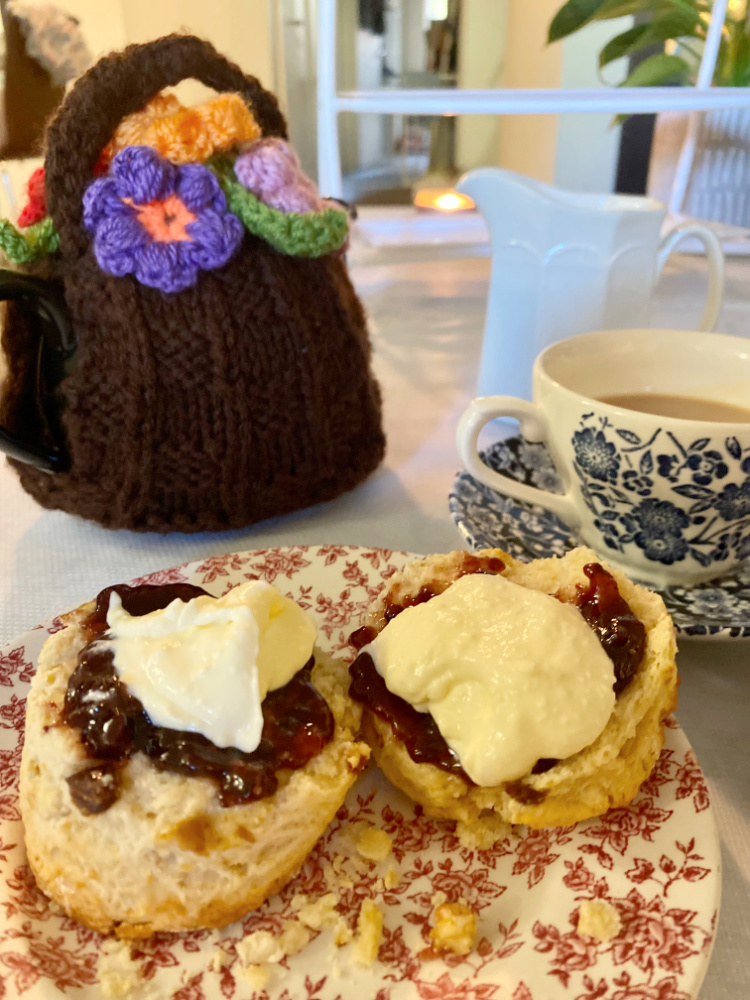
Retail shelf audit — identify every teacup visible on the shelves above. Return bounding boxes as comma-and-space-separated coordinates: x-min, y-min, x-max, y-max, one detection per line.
456, 328, 750, 586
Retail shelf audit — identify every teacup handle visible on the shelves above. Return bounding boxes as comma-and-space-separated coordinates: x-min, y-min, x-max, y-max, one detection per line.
456, 396, 582, 530
655, 221, 724, 331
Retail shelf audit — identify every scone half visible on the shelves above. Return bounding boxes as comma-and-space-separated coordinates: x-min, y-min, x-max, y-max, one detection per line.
351, 547, 678, 830
20, 600, 369, 939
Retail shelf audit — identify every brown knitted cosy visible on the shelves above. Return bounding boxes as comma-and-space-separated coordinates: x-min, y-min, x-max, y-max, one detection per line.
1, 35, 385, 532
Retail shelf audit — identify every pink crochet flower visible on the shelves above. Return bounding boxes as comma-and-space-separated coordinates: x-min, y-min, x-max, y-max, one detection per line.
234, 138, 324, 214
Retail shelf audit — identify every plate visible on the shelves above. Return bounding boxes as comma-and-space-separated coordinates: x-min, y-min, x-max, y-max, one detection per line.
0, 545, 720, 998
450, 436, 750, 639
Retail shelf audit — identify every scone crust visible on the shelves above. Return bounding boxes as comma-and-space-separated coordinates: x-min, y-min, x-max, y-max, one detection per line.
357, 547, 678, 830
20, 602, 369, 938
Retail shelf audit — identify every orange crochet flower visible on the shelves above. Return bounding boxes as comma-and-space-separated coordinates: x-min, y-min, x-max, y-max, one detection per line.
100, 92, 261, 169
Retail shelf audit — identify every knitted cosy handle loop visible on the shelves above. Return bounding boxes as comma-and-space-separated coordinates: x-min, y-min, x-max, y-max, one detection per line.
45, 34, 288, 256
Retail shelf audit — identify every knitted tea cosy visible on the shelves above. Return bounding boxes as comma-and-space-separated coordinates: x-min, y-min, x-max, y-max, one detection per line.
0, 35, 385, 532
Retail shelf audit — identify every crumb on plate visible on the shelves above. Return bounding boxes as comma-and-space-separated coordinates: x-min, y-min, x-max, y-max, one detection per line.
357, 827, 393, 861
352, 898, 383, 966
429, 901, 478, 956
295, 891, 339, 930
235, 964, 270, 991
279, 919, 311, 956
97, 940, 142, 998
209, 948, 230, 972
577, 899, 622, 942
334, 916, 354, 947
384, 863, 400, 890
235, 930, 284, 965
456, 814, 512, 850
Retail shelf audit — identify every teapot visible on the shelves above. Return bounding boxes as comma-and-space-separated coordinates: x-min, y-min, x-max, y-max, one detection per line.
0, 35, 385, 532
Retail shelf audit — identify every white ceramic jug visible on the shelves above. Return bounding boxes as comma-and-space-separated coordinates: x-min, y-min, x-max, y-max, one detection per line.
456, 168, 725, 400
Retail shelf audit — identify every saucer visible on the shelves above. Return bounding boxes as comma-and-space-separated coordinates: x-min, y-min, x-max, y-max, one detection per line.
449, 435, 750, 639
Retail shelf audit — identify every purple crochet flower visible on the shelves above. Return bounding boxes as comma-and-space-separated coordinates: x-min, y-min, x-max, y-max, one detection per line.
83, 146, 243, 293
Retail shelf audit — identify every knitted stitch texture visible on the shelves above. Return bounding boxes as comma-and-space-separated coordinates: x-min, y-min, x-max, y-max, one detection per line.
0, 216, 59, 263
234, 138, 323, 214
84, 146, 244, 292
17, 166, 47, 227
211, 158, 348, 258
100, 91, 261, 168
4, 35, 385, 532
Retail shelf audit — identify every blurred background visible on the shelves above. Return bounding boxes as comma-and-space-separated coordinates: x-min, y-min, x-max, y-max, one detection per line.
282, 0, 633, 203
1, 0, 749, 224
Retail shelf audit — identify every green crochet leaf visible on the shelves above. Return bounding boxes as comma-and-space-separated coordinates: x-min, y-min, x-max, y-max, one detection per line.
0, 216, 60, 264
209, 158, 349, 258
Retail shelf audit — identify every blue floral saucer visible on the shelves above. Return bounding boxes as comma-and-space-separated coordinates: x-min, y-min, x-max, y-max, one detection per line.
449, 436, 750, 639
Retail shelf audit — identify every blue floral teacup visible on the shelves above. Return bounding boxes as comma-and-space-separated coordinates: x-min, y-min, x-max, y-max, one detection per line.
457, 328, 750, 586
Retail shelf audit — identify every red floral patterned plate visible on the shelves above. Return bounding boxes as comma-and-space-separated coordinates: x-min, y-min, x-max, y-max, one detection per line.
0, 546, 720, 999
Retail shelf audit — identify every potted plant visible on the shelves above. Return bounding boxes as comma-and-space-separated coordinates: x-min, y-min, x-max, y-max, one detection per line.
547, 0, 750, 226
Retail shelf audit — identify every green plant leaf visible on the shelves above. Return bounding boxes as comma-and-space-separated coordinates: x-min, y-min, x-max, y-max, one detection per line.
599, 10, 702, 67
599, 25, 649, 66
619, 52, 692, 86
719, 14, 750, 85
589, 0, 660, 20
650, 7, 702, 35
590, 0, 706, 22
667, 0, 711, 15
548, 0, 611, 43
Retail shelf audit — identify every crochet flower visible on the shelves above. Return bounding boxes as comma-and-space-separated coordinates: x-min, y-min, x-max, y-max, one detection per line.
99, 92, 261, 169
234, 138, 324, 214
17, 167, 47, 227
211, 155, 350, 258
83, 146, 243, 294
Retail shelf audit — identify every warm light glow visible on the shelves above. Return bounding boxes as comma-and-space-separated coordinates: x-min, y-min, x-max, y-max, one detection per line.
436, 192, 462, 210
414, 188, 475, 212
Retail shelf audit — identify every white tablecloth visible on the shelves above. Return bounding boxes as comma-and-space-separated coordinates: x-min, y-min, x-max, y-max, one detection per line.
0, 246, 748, 999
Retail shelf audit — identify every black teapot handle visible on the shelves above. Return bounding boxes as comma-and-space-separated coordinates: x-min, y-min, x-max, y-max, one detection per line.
0, 270, 74, 472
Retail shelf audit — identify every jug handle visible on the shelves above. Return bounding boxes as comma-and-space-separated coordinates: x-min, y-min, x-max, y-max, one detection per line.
655, 222, 724, 332
0, 271, 73, 473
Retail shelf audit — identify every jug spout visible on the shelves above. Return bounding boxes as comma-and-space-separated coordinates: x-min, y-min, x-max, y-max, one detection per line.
456, 167, 550, 236
457, 167, 666, 232
454, 167, 672, 401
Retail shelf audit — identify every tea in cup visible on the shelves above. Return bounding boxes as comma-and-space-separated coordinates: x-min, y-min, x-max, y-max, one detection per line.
456, 328, 750, 586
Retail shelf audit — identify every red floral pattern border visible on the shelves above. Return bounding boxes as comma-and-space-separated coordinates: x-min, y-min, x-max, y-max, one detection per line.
0, 546, 720, 999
